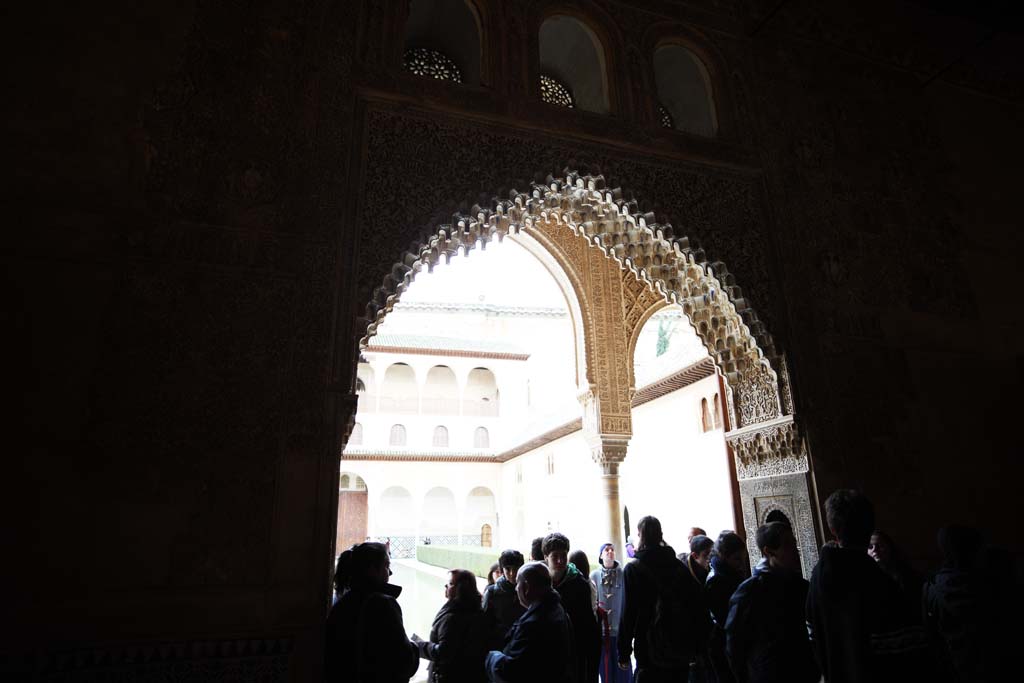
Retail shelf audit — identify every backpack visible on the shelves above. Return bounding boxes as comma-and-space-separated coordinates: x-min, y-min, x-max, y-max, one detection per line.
646, 565, 702, 669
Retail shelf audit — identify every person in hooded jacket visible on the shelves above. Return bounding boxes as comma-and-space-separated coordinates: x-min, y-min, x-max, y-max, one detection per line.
592, 543, 632, 683
415, 568, 492, 683
482, 549, 527, 648
725, 522, 819, 683
923, 525, 1003, 683
485, 562, 574, 683
618, 516, 711, 683
704, 531, 748, 683
545, 532, 601, 683
324, 542, 419, 683
806, 489, 931, 683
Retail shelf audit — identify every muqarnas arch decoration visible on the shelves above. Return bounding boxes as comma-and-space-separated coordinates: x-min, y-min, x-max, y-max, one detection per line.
356, 167, 819, 574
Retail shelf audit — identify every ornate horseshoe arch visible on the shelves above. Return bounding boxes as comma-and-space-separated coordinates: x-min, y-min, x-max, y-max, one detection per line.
357, 168, 819, 574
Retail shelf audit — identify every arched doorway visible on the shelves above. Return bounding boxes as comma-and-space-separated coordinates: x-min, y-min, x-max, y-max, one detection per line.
349, 168, 819, 575
336, 472, 368, 554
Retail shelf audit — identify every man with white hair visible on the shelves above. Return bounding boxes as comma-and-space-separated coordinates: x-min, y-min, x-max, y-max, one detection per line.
485, 562, 574, 683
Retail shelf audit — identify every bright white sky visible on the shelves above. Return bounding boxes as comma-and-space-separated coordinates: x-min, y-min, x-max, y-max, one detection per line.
397, 237, 568, 309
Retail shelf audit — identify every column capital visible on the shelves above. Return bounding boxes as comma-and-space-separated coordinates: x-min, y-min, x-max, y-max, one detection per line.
586, 432, 629, 472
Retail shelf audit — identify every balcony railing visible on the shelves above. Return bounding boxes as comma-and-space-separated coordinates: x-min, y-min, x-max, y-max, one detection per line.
357, 394, 377, 413
421, 397, 461, 415
359, 397, 499, 417
462, 400, 499, 417
377, 396, 420, 414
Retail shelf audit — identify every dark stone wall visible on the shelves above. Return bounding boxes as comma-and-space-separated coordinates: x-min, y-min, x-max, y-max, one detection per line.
6, 0, 1020, 678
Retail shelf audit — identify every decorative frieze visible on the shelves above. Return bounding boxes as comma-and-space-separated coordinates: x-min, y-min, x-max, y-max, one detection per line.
727, 417, 808, 480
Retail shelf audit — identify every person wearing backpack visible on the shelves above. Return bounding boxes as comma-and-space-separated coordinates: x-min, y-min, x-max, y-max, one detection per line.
617, 516, 711, 683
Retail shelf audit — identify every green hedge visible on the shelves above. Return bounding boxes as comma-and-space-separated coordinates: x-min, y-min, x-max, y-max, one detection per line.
416, 545, 500, 579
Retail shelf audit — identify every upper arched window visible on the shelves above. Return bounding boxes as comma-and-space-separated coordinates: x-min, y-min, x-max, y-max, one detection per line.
389, 424, 408, 447
380, 363, 418, 414
474, 426, 490, 449
350, 422, 363, 446
539, 15, 609, 113
465, 367, 499, 416
404, 0, 482, 85
433, 425, 449, 448
712, 392, 722, 429
653, 45, 716, 137
423, 365, 459, 415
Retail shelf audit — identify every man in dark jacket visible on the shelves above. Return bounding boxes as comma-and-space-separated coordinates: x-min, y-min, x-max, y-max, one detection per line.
806, 489, 930, 683
483, 549, 527, 648
544, 532, 600, 683
705, 531, 748, 683
324, 542, 419, 683
618, 516, 710, 683
725, 522, 819, 683
485, 562, 574, 683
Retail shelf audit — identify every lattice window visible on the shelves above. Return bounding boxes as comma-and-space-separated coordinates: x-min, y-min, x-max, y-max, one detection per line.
432, 425, 449, 448
403, 47, 463, 83
474, 426, 490, 449
657, 102, 674, 129
540, 74, 574, 108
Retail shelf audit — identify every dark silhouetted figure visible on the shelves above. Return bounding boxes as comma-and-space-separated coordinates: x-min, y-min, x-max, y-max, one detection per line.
416, 568, 492, 683
923, 525, 1006, 683
725, 522, 819, 683
482, 549, 527, 648
531, 537, 545, 562
545, 532, 601, 682
684, 535, 714, 586
485, 562, 574, 683
324, 542, 419, 683
705, 531, 748, 683
618, 516, 710, 683
806, 490, 929, 682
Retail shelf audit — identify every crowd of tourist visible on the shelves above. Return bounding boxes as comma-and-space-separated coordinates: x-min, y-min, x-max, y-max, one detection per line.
324, 489, 1013, 682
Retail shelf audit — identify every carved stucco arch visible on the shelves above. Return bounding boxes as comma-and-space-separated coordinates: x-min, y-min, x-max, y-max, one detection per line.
362, 168, 781, 430
357, 166, 818, 572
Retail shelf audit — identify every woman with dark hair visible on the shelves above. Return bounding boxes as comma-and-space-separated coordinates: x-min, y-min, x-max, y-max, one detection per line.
324, 542, 419, 683
415, 568, 492, 683
487, 562, 501, 587
569, 549, 598, 611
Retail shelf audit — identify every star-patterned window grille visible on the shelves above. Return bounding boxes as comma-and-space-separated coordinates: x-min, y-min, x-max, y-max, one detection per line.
540, 74, 574, 108
403, 47, 463, 83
